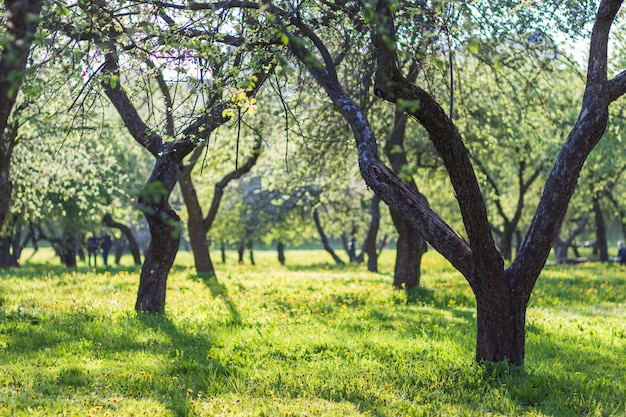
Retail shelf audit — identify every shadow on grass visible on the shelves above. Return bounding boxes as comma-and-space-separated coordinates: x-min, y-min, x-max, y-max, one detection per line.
2, 263, 142, 280
1, 304, 233, 417
189, 272, 242, 326
282, 262, 358, 272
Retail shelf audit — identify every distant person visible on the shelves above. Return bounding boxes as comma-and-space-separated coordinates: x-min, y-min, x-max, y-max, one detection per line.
101, 234, 113, 266
618, 241, 626, 265
87, 234, 99, 267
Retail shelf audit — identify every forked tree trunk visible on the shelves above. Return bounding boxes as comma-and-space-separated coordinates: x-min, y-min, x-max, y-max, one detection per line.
283, 0, 625, 365
178, 137, 262, 275
100, 38, 271, 313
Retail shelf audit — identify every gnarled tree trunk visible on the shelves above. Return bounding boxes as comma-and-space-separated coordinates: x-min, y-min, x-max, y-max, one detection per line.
135, 155, 182, 312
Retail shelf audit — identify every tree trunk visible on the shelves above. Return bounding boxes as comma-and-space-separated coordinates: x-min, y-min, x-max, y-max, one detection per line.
0, 213, 21, 268
114, 237, 126, 264
277, 241, 285, 265
0, 237, 17, 268
342, 233, 359, 263
61, 230, 77, 268
288, 0, 624, 366
593, 199, 609, 262
313, 208, 345, 265
102, 214, 142, 265
0, 161, 11, 239
136, 205, 179, 312
179, 167, 214, 274
475, 288, 527, 365
237, 242, 245, 264
248, 240, 255, 265
390, 209, 427, 289
361, 195, 381, 272
135, 156, 182, 313
221, 240, 227, 264
384, 108, 429, 286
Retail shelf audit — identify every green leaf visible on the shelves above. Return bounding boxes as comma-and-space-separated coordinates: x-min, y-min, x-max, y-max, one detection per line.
109, 75, 119, 89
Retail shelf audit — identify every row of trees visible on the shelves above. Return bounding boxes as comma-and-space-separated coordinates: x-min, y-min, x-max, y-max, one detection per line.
2, 0, 626, 365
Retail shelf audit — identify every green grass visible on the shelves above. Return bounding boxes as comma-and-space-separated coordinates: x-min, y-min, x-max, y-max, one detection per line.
1, 248, 626, 416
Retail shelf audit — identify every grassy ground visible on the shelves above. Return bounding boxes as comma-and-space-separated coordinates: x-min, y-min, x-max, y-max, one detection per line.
1, 248, 626, 416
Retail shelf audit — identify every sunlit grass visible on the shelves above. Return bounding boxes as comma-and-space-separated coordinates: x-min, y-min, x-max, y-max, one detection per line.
1, 249, 626, 415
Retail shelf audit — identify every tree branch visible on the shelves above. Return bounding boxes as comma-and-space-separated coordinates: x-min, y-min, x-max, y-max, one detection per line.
372, 0, 501, 282
608, 69, 626, 103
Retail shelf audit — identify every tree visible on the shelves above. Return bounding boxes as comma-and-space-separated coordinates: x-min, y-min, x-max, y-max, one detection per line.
227, 0, 626, 365
64, 0, 273, 311
0, 0, 44, 249
179, 126, 263, 275
372, 0, 626, 364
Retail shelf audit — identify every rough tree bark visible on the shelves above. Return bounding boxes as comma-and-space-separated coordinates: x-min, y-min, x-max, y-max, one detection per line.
370, 0, 626, 364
